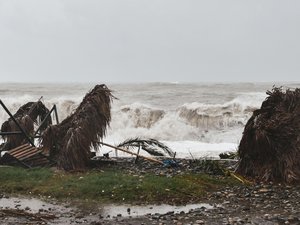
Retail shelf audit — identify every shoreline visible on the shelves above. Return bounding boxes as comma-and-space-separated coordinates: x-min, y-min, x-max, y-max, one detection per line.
1, 158, 300, 224
1, 183, 300, 225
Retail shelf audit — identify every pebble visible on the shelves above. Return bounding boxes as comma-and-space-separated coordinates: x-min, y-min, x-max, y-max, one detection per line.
2, 158, 300, 225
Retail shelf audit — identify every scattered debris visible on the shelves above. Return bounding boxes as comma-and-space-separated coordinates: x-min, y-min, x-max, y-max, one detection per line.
237, 87, 300, 183
0, 100, 52, 151
0, 143, 51, 168
192, 159, 225, 175
99, 142, 164, 165
1, 85, 168, 170
219, 151, 237, 160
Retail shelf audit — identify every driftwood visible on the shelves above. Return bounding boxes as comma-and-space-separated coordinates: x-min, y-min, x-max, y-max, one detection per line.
1, 100, 51, 151
100, 142, 164, 164
117, 138, 176, 157
41, 84, 114, 171
236, 87, 300, 183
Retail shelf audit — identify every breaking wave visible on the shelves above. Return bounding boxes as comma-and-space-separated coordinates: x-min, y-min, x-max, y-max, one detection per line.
0, 82, 270, 150
1, 82, 278, 157
177, 96, 259, 130
0, 94, 264, 144
106, 93, 265, 143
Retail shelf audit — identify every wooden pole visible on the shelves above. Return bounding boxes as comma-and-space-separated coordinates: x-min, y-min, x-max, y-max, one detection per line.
53, 105, 59, 124
34, 106, 55, 136
99, 142, 163, 165
135, 145, 141, 164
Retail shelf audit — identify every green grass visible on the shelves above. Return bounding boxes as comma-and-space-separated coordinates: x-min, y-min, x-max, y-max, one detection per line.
0, 166, 238, 204
0, 167, 52, 192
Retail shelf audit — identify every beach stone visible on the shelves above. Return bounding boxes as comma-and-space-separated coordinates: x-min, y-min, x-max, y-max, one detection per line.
152, 214, 160, 220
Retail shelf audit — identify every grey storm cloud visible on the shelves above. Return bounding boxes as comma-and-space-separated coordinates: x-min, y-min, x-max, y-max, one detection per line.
0, 0, 300, 83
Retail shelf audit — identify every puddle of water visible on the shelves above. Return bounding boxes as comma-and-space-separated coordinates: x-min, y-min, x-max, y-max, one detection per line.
0, 196, 213, 223
0, 196, 70, 213
0, 196, 76, 225
101, 203, 213, 218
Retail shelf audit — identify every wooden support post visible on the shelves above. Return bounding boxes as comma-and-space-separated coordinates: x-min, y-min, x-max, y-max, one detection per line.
54, 105, 59, 124
134, 145, 141, 164
34, 104, 59, 137
34, 106, 55, 136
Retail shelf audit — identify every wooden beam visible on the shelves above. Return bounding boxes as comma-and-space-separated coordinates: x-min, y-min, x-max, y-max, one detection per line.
99, 142, 164, 165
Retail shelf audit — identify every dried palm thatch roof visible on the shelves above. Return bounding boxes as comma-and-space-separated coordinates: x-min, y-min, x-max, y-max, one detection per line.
236, 87, 300, 183
117, 138, 176, 157
1, 101, 51, 151
41, 84, 114, 171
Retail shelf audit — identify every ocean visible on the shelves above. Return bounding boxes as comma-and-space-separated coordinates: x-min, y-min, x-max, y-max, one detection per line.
1, 82, 299, 158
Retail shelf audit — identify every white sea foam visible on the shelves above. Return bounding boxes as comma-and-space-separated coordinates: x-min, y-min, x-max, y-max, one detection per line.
1, 82, 293, 158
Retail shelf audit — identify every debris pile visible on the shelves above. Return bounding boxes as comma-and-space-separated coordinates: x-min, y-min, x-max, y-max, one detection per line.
1, 101, 51, 151
1, 84, 176, 171
0, 144, 51, 168
236, 87, 300, 183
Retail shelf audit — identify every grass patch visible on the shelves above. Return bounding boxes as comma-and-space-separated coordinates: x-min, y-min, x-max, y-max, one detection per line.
0, 166, 238, 204
0, 167, 52, 192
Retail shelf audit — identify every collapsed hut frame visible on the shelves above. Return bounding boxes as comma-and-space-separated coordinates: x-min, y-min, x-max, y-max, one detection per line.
0, 99, 60, 168
0, 100, 59, 150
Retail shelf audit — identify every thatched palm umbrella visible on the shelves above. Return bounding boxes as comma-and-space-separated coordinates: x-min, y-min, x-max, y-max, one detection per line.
41, 84, 114, 171
236, 87, 300, 183
1, 101, 51, 151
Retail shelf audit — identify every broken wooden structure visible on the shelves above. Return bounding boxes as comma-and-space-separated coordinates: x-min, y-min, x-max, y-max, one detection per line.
0, 99, 58, 168
0, 144, 52, 168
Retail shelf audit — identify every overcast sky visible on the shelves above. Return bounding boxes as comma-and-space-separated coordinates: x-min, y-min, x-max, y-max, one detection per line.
0, 0, 299, 83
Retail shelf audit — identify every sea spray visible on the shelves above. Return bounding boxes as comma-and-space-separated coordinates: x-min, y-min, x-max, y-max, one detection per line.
1, 82, 287, 157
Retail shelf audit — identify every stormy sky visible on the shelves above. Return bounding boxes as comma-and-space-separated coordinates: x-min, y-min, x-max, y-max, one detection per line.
0, 0, 299, 83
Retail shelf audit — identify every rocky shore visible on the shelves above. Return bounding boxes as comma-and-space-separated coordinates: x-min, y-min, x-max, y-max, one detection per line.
1, 183, 299, 225
101, 183, 300, 225
1, 158, 300, 225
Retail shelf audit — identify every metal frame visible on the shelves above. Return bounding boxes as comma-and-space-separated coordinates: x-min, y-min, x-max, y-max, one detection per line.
34, 105, 59, 136
0, 100, 59, 147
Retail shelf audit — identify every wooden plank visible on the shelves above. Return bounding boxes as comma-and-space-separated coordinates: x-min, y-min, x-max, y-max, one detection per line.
7, 144, 31, 154
26, 158, 49, 167
18, 150, 42, 161
9, 145, 34, 156
11, 147, 37, 158
10, 147, 32, 156
2, 144, 51, 168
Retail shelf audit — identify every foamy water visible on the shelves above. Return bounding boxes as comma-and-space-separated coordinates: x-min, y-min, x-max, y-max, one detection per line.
1, 82, 298, 158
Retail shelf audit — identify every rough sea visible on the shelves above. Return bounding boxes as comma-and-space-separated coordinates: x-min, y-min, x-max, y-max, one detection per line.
1, 82, 299, 158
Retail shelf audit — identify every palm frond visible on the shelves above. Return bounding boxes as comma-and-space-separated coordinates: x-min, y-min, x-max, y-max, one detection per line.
117, 137, 175, 157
